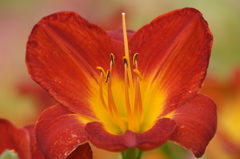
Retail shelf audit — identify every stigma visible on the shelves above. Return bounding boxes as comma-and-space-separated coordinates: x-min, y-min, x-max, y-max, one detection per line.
96, 13, 144, 133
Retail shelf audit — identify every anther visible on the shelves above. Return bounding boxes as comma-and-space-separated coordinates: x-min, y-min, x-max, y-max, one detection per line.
110, 53, 115, 66
123, 56, 128, 68
133, 69, 143, 81
133, 53, 139, 66
105, 70, 110, 83
96, 66, 106, 77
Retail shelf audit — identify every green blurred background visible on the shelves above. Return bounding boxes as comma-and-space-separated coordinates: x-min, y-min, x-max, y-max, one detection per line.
0, 0, 239, 159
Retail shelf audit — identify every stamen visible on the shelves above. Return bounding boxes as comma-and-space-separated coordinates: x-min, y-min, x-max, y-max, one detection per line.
110, 53, 115, 66
105, 70, 115, 116
96, 66, 106, 77
133, 69, 143, 81
105, 70, 110, 83
133, 53, 139, 66
107, 53, 126, 132
96, 67, 107, 110
123, 56, 128, 68
133, 56, 144, 126
133, 70, 144, 126
97, 65, 125, 132
123, 57, 133, 122
123, 56, 140, 131
106, 70, 126, 132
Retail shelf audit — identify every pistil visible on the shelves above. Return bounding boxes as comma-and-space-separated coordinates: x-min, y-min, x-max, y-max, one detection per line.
122, 13, 134, 90
122, 13, 142, 132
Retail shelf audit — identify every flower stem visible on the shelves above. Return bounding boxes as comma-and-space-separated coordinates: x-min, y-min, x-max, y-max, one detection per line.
121, 148, 143, 159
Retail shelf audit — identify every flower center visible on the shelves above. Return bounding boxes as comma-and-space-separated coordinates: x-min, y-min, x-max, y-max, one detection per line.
96, 13, 144, 133
96, 53, 144, 133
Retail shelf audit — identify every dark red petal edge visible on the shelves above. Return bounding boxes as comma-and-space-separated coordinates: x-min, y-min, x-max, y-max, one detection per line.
170, 93, 217, 158
85, 118, 176, 151
24, 125, 45, 159
67, 143, 92, 159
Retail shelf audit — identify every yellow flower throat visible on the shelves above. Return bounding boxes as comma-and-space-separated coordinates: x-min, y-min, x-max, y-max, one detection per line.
96, 13, 144, 133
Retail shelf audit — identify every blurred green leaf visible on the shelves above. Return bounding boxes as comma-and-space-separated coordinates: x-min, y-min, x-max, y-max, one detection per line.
121, 148, 143, 159
0, 149, 18, 159
160, 142, 188, 159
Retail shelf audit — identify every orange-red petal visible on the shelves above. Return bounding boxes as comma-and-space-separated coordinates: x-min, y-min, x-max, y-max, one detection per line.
0, 119, 31, 159
170, 93, 217, 157
26, 11, 124, 119
85, 118, 176, 151
35, 104, 92, 159
129, 8, 213, 116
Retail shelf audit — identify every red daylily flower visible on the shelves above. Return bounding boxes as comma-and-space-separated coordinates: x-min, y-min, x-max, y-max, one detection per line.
0, 118, 89, 159
26, 8, 217, 159
201, 69, 240, 159
0, 118, 44, 159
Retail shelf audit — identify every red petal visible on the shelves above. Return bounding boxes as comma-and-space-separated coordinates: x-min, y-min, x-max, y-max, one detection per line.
35, 104, 92, 159
67, 144, 92, 159
85, 118, 176, 151
107, 29, 135, 42
169, 93, 217, 157
26, 11, 123, 118
0, 119, 31, 159
129, 8, 213, 115
24, 125, 45, 159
